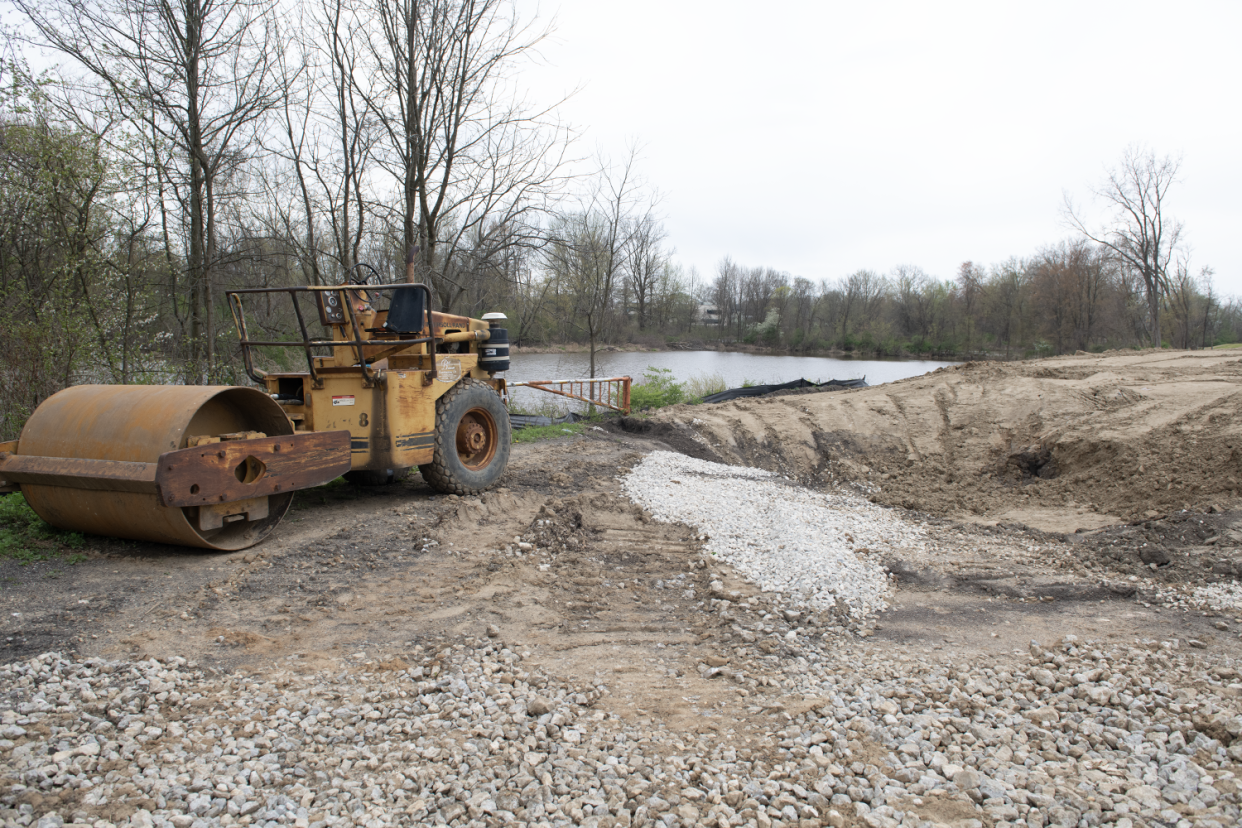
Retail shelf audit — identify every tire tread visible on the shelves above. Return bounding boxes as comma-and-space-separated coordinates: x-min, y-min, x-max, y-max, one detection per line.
419, 378, 509, 495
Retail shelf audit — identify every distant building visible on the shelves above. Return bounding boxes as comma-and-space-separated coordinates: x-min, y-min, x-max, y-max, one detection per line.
697, 303, 721, 325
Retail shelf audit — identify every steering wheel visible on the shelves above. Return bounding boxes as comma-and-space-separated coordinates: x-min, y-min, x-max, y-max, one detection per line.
346, 263, 382, 286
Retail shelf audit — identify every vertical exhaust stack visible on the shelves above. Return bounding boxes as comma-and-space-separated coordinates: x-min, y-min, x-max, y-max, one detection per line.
479, 313, 509, 374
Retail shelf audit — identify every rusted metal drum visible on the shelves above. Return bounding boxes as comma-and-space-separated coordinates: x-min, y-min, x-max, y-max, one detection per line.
18, 385, 295, 550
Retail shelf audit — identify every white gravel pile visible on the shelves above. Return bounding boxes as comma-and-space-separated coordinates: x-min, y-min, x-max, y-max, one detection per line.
1189, 582, 1242, 613
621, 451, 926, 618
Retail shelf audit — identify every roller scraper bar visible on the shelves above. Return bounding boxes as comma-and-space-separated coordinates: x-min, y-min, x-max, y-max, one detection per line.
0, 385, 355, 550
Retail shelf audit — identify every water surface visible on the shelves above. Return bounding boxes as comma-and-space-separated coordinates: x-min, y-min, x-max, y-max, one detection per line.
503, 350, 955, 412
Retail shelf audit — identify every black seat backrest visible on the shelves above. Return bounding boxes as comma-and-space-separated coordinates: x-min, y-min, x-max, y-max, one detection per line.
384, 286, 426, 334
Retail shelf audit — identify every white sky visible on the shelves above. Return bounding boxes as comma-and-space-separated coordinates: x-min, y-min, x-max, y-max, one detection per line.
520, 0, 1242, 294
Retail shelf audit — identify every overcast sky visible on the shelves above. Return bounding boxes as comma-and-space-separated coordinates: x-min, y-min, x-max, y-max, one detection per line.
519, 1, 1242, 294
7, 1, 1238, 294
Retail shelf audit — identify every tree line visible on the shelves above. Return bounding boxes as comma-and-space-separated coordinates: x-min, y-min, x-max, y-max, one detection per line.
521, 148, 1233, 363
0, 0, 1235, 441
638, 234, 1228, 360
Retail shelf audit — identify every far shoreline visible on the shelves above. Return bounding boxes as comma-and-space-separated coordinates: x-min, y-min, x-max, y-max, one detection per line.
508, 340, 969, 361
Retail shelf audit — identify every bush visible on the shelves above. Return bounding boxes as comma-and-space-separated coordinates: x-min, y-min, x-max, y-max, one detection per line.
629, 366, 686, 411
871, 337, 904, 358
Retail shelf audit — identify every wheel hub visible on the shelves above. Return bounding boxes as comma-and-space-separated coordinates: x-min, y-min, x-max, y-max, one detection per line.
455, 411, 496, 469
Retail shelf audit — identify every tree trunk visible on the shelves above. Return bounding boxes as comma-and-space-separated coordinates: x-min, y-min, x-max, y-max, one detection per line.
1148, 280, 1161, 348
588, 315, 597, 379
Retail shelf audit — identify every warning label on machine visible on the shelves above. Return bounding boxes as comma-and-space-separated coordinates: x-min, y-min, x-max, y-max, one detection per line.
331, 395, 356, 406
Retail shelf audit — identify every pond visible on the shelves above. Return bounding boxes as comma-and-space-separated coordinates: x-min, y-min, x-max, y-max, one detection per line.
502, 350, 956, 412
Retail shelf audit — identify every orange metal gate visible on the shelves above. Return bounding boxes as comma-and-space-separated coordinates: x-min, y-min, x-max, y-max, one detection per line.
508, 376, 631, 414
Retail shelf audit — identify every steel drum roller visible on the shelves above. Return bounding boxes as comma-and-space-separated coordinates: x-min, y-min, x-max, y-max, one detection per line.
16, 386, 297, 550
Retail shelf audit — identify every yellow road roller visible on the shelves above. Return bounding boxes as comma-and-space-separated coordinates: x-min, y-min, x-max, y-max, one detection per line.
0, 267, 511, 550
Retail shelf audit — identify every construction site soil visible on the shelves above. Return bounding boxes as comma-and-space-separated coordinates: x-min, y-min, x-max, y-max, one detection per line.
3, 349, 1242, 828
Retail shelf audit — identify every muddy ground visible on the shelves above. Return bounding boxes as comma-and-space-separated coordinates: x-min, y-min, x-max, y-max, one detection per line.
1, 350, 1241, 740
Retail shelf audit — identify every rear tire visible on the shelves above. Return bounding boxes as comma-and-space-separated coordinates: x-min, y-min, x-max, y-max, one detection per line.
419, 378, 511, 495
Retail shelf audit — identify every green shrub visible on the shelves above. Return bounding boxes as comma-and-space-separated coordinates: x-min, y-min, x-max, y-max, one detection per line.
630, 366, 686, 410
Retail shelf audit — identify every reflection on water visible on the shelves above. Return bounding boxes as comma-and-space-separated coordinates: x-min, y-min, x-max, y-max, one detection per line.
501, 350, 956, 412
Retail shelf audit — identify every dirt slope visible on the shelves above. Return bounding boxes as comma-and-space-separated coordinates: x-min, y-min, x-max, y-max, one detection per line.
655, 349, 1242, 533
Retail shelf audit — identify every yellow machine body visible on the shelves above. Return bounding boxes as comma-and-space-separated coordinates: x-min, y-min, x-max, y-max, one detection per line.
264, 309, 503, 473
0, 280, 512, 550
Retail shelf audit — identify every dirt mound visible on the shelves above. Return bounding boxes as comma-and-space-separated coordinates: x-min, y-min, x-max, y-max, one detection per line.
656, 350, 1242, 533
604, 416, 723, 463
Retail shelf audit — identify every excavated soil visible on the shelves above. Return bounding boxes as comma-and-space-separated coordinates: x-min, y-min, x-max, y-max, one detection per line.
653, 349, 1242, 580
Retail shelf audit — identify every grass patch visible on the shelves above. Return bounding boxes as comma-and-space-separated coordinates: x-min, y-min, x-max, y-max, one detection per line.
683, 372, 727, 400
513, 421, 588, 444
508, 395, 572, 418
0, 493, 87, 564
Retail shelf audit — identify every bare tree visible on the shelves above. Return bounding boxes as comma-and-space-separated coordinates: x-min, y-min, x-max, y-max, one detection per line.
982, 259, 1028, 359
498, 243, 550, 346
1199, 270, 1218, 350
16, 0, 282, 381
360, 0, 571, 311
316, 0, 375, 277
625, 213, 668, 330
1166, 259, 1215, 350
260, 0, 371, 286
891, 265, 935, 340
547, 151, 647, 378
712, 256, 742, 340
740, 267, 786, 340
1111, 264, 1152, 349
1066, 148, 1182, 349
1028, 240, 1112, 354
839, 269, 887, 343
786, 276, 818, 349
257, 0, 391, 290
956, 261, 983, 353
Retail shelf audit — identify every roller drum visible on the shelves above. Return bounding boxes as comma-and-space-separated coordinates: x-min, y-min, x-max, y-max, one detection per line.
18, 385, 295, 550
